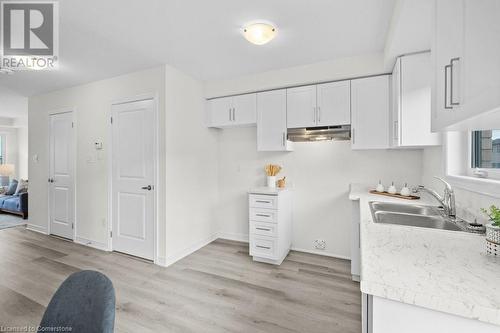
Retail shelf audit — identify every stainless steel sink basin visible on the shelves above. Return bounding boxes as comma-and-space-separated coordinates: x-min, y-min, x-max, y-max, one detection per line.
370, 202, 442, 216
369, 201, 466, 232
373, 211, 463, 231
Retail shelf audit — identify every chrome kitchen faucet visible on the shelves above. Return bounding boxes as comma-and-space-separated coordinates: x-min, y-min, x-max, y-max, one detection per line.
417, 177, 456, 218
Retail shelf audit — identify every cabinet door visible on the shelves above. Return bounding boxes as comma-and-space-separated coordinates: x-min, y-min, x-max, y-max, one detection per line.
460, 0, 500, 122
351, 76, 390, 150
391, 58, 401, 147
316, 81, 351, 126
208, 97, 232, 127
400, 53, 441, 146
286, 85, 317, 128
432, 0, 464, 131
233, 93, 256, 125
257, 90, 292, 151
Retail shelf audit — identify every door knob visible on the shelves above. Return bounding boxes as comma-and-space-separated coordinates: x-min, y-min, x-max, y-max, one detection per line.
141, 185, 152, 191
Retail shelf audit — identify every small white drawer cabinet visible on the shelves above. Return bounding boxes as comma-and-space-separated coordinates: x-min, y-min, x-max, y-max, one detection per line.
248, 188, 292, 265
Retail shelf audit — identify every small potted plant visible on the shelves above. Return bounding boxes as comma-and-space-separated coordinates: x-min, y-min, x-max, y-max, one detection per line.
481, 205, 500, 245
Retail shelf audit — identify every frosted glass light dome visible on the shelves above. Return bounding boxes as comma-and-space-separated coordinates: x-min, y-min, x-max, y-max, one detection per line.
242, 22, 277, 45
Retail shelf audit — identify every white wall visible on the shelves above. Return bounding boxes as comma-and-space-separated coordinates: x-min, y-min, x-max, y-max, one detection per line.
163, 65, 219, 265
217, 128, 423, 258
205, 53, 387, 98
28, 67, 167, 255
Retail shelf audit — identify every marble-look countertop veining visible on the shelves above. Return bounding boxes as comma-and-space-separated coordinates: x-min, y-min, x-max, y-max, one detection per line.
349, 183, 500, 326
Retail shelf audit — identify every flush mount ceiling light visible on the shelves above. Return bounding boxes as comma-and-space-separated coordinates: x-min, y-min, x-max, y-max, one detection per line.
242, 21, 277, 45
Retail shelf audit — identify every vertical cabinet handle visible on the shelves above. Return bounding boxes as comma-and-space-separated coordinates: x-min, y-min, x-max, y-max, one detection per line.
317, 106, 321, 123
352, 128, 355, 144
444, 64, 452, 109
232, 108, 236, 121
228, 108, 232, 121
450, 57, 460, 106
312, 107, 316, 123
393, 120, 398, 140
282, 132, 286, 147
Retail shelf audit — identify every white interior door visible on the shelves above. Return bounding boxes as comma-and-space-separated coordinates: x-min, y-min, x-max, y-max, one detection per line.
111, 99, 155, 260
49, 112, 75, 240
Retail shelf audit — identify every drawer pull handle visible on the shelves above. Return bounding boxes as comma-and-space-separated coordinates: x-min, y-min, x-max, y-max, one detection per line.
255, 200, 271, 203
256, 214, 271, 217
256, 245, 271, 250
256, 227, 271, 231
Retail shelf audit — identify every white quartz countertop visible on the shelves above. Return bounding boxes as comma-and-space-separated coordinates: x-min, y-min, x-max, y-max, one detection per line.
349, 183, 500, 326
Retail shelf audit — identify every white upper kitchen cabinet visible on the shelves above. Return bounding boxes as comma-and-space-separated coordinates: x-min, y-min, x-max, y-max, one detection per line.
432, 0, 500, 131
207, 96, 233, 127
286, 85, 317, 128
316, 81, 351, 126
257, 89, 293, 152
287, 82, 351, 128
392, 53, 441, 147
207, 93, 256, 128
351, 75, 390, 150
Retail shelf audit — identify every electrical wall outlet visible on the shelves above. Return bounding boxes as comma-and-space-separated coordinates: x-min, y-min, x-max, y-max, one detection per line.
314, 239, 326, 250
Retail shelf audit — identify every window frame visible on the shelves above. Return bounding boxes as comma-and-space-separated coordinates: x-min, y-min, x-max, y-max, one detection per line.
443, 132, 500, 199
0, 133, 7, 165
468, 131, 500, 181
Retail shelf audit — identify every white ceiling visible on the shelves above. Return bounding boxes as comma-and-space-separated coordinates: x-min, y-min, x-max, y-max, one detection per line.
0, 0, 396, 96
384, 0, 432, 66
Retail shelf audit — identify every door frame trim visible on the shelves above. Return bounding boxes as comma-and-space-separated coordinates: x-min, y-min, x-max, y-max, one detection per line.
47, 108, 76, 240
108, 92, 159, 264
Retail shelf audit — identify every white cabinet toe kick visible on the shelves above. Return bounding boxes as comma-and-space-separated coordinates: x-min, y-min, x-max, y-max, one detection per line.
248, 189, 292, 265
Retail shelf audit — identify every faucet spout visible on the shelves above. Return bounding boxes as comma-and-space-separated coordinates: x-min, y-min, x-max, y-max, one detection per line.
418, 177, 456, 218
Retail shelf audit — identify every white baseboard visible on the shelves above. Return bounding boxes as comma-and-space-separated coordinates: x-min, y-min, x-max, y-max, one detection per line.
75, 236, 109, 251
217, 232, 249, 243
290, 246, 351, 260
160, 232, 219, 267
156, 256, 167, 266
27, 224, 48, 234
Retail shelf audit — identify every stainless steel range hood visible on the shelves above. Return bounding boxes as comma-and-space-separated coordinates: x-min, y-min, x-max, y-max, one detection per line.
287, 125, 351, 142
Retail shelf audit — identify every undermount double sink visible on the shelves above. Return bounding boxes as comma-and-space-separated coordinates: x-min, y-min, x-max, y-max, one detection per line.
369, 201, 465, 232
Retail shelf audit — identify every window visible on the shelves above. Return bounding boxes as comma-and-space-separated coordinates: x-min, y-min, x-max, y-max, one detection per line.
0, 135, 4, 164
472, 130, 500, 169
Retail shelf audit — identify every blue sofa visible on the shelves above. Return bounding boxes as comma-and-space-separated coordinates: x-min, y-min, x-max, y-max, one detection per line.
0, 192, 28, 219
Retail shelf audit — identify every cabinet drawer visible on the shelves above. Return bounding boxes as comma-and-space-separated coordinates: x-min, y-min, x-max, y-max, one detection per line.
250, 221, 278, 237
250, 236, 277, 259
249, 194, 277, 209
249, 208, 277, 223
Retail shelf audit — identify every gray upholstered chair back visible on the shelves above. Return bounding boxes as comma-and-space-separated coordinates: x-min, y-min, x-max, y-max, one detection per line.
38, 270, 115, 333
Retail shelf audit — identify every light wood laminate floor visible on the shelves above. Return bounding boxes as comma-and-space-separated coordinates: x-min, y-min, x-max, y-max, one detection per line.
0, 227, 361, 333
